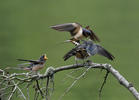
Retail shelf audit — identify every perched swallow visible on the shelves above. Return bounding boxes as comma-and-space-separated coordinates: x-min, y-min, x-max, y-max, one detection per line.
17, 54, 48, 71
63, 40, 114, 62
50, 23, 100, 44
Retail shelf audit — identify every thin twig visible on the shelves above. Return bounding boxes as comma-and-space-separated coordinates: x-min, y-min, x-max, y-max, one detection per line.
26, 83, 32, 100
8, 86, 17, 100
62, 68, 83, 82
99, 70, 109, 100
46, 76, 49, 100
59, 66, 92, 100
0, 62, 139, 100
36, 80, 44, 98
12, 81, 26, 100
34, 90, 39, 100
50, 76, 55, 95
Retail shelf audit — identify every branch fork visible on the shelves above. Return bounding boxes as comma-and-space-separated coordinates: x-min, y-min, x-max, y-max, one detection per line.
0, 62, 139, 100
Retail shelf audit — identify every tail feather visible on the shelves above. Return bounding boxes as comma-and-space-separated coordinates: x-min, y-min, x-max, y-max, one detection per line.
5, 67, 29, 70
17, 59, 30, 62
17, 59, 37, 63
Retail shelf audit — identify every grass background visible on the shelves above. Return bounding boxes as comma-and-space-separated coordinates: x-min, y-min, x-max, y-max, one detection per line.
0, 0, 139, 100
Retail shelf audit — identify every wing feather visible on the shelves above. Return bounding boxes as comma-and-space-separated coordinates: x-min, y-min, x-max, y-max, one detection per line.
96, 45, 115, 60
50, 23, 80, 32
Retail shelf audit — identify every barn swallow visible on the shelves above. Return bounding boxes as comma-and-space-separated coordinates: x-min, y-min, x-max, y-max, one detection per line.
50, 23, 100, 44
63, 40, 114, 63
17, 54, 48, 71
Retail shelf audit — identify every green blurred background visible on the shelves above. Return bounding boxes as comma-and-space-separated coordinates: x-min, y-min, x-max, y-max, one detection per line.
0, 0, 139, 100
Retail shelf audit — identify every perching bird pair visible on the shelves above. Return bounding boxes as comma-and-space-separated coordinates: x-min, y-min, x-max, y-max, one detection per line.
51, 23, 115, 63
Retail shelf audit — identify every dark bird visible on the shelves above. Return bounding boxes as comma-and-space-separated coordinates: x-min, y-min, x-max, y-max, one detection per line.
63, 40, 114, 63
50, 23, 100, 44
17, 54, 48, 71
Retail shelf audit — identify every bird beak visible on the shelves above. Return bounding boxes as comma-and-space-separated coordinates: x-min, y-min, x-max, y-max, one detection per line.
64, 40, 71, 43
44, 55, 48, 60
64, 40, 80, 46
72, 41, 80, 46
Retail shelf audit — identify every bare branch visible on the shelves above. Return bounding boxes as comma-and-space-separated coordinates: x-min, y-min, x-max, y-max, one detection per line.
36, 80, 44, 98
12, 81, 26, 100
0, 62, 139, 100
8, 86, 17, 100
54, 62, 139, 100
99, 70, 109, 100
59, 66, 92, 100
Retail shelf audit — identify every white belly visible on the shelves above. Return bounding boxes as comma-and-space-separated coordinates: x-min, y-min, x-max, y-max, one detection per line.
32, 64, 44, 71
74, 28, 83, 39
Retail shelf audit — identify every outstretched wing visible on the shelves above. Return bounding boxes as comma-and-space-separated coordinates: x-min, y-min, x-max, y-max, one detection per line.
63, 43, 87, 61
96, 45, 115, 60
50, 23, 80, 32
63, 47, 77, 61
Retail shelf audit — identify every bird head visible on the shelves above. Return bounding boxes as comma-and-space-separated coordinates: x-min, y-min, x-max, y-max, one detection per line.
39, 54, 48, 61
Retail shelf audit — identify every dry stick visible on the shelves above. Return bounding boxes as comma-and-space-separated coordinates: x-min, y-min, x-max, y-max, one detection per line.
46, 75, 55, 100
53, 63, 139, 100
46, 77, 55, 100
0, 91, 11, 97
105, 64, 139, 100
0, 84, 15, 91
12, 81, 26, 100
50, 76, 55, 95
99, 70, 109, 100
62, 68, 83, 83
46, 76, 49, 100
58, 66, 92, 100
8, 80, 27, 100
34, 90, 39, 100
8, 86, 17, 100
36, 80, 44, 98
1, 62, 139, 100
65, 74, 76, 79
26, 83, 32, 100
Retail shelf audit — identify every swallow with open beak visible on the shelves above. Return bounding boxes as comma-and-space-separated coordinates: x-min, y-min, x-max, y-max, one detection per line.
63, 40, 114, 63
50, 23, 100, 44
17, 54, 48, 71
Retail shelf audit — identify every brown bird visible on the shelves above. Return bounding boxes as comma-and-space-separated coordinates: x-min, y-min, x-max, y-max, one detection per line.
50, 23, 100, 44
17, 54, 48, 72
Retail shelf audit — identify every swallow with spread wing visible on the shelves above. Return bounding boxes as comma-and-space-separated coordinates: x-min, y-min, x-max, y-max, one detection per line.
17, 54, 48, 71
50, 23, 100, 44
63, 40, 114, 63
